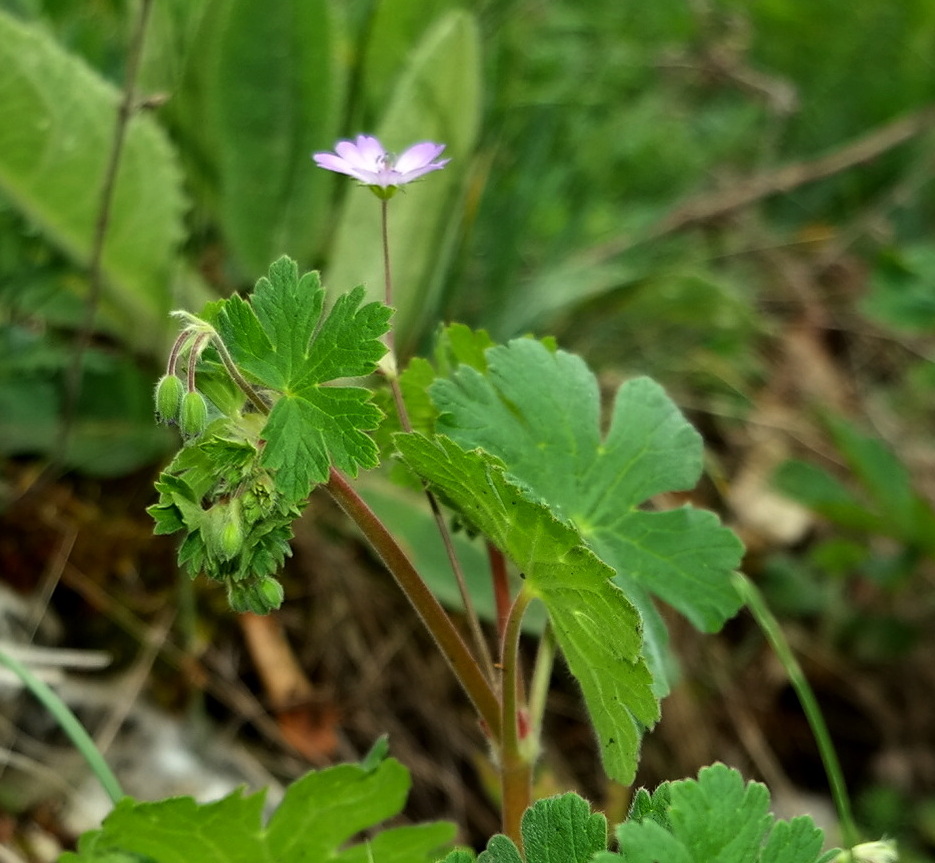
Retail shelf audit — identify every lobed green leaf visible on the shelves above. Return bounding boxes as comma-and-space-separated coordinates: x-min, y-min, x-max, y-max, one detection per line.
396, 433, 657, 784
215, 256, 392, 502
64, 758, 454, 863
607, 764, 835, 863
428, 337, 745, 688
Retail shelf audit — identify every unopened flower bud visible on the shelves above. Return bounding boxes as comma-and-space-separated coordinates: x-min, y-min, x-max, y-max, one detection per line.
253, 576, 284, 611
227, 582, 252, 614
227, 576, 284, 615
217, 501, 243, 562
179, 390, 208, 438
154, 374, 185, 424
203, 500, 243, 563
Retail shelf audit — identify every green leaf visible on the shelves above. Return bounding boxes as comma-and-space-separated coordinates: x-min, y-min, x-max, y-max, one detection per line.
338, 823, 457, 863
606, 764, 834, 863
478, 836, 523, 863
216, 256, 391, 501
358, 0, 461, 118
61, 789, 268, 863
429, 338, 745, 686
213, 0, 345, 275
521, 793, 607, 863
396, 433, 658, 784
0, 328, 173, 475
452, 793, 606, 863
326, 9, 482, 350
64, 759, 455, 863
863, 244, 935, 333
438, 851, 477, 863
772, 459, 880, 532
0, 10, 187, 353
825, 416, 935, 548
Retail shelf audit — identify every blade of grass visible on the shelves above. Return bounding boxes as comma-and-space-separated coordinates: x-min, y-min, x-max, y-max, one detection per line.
733, 572, 859, 848
0, 646, 123, 804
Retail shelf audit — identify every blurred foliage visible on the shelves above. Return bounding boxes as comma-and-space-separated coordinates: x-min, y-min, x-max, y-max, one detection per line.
2, 0, 935, 465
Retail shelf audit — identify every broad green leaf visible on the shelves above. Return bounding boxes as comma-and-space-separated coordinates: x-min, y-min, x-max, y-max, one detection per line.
863, 244, 935, 333
772, 459, 881, 532
0, 10, 186, 353
358, 0, 461, 118
215, 256, 391, 502
264, 759, 408, 860
825, 416, 935, 548
0, 327, 172, 475
396, 433, 658, 784
429, 338, 745, 685
60, 789, 267, 863
338, 823, 457, 863
607, 764, 834, 863
63, 759, 455, 863
326, 9, 482, 351
138, 0, 212, 95
213, 0, 345, 275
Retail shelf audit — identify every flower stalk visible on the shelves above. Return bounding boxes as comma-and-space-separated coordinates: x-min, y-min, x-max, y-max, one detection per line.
326, 467, 502, 743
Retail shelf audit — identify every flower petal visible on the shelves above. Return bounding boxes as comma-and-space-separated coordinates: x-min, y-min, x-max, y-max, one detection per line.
313, 152, 356, 175
334, 140, 374, 172
394, 142, 446, 173
354, 135, 387, 167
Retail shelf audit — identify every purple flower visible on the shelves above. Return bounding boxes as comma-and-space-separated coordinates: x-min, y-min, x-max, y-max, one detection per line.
313, 135, 449, 197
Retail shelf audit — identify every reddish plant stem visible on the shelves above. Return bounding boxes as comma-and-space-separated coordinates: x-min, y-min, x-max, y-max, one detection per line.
326, 467, 502, 744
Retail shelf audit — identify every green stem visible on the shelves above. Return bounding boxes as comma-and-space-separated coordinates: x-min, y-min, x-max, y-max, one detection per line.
527, 620, 555, 742
326, 467, 502, 744
210, 333, 270, 415
500, 588, 534, 851
734, 573, 860, 848
0, 647, 124, 804
378, 198, 494, 681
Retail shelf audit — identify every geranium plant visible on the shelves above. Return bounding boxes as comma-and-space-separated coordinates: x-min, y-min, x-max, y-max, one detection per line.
33, 135, 888, 862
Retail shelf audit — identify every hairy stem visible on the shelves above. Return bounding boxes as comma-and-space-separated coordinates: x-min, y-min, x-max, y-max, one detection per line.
500, 588, 534, 850
210, 334, 270, 415
326, 467, 502, 743
379, 199, 495, 680
734, 573, 859, 848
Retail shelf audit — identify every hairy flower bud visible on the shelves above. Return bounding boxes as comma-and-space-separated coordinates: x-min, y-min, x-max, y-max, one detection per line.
227, 576, 284, 615
217, 500, 244, 562
203, 500, 243, 564
154, 374, 185, 424
227, 582, 252, 614
179, 390, 208, 438
254, 576, 284, 611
